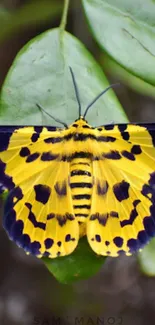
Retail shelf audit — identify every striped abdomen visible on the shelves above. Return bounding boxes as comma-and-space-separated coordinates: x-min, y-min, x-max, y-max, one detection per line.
70, 158, 92, 222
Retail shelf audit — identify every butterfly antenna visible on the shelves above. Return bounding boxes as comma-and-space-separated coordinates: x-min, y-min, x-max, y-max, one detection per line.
36, 104, 68, 128
69, 67, 82, 118
83, 83, 120, 119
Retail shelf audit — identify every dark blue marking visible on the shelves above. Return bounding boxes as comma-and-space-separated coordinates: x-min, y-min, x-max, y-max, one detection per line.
65, 234, 71, 242
131, 145, 142, 155
41, 152, 59, 161
43, 251, 50, 257
113, 236, 123, 247
34, 126, 43, 133
0, 160, 15, 190
20, 234, 31, 250
113, 180, 129, 202
148, 130, 155, 146
46, 126, 58, 132
133, 199, 141, 207
104, 125, 115, 130
104, 151, 121, 160
118, 125, 127, 132
31, 133, 40, 143
20, 147, 30, 157
121, 150, 135, 161
110, 211, 119, 218
121, 208, 138, 227
26, 152, 40, 163
3, 209, 16, 233
127, 238, 139, 252
121, 131, 130, 141
117, 250, 125, 255
143, 217, 155, 237
105, 240, 110, 246
10, 220, 24, 240
44, 137, 62, 144
95, 234, 101, 242
54, 181, 67, 196
137, 230, 149, 246
25, 202, 46, 230
3, 186, 23, 232
57, 241, 62, 247
29, 241, 41, 255
44, 238, 54, 249
34, 184, 51, 204
47, 213, 55, 220
0, 132, 13, 152
97, 180, 109, 196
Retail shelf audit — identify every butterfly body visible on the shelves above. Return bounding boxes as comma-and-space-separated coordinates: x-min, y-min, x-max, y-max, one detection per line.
1, 118, 155, 258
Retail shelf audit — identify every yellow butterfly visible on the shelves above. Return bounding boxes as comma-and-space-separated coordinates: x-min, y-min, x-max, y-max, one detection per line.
1, 68, 155, 258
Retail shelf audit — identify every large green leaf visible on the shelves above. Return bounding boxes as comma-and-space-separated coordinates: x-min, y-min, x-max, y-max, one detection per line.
102, 55, 155, 98
0, 28, 126, 126
0, 1, 62, 42
82, 0, 155, 86
43, 237, 106, 284
0, 27, 126, 283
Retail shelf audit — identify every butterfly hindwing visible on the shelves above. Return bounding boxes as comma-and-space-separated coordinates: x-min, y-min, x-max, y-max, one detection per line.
87, 123, 155, 256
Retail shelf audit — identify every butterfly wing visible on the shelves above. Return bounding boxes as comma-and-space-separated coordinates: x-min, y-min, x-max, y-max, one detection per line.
0, 126, 79, 257
87, 123, 155, 256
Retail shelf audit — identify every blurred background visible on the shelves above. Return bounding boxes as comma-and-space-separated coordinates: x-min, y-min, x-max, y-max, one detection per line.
1, 1, 155, 324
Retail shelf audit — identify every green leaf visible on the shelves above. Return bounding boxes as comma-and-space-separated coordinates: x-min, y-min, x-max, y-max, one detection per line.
43, 237, 106, 284
0, 27, 126, 282
82, 0, 155, 86
138, 238, 155, 276
0, 28, 127, 126
102, 55, 155, 98
0, 1, 62, 42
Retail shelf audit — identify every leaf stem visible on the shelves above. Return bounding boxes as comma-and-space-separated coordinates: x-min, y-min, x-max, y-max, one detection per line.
60, 0, 70, 32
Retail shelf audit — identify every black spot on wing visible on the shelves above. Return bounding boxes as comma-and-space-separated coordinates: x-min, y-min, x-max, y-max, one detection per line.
118, 125, 129, 141
29, 241, 41, 255
25, 202, 46, 230
127, 238, 140, 253
57, 213, 74, 226
104, 151, 121, 160
95, 234, 101, 242
65, 233, 76, 242
147, 130, 155, 146
104, 125, 115, 130
31, 133, 40, 143
113, 236, 123, 248
118, 125, 127, 132
44, 137, 62, 144
44, 238, 54, 249
138, 230, 149, 246
143, 217, 155, 237
41, 152, 59, 161
20, 147, 30, 157
121, 150, 135, 161
0, 128, 17, 152
26, 152, 40, 162
54, 181, 67, 197
97, 180, 109, 196
90, 213, 109, 226
0, 159, 15, 190
131, 145, 142, 155
113, 181, 130, 202
34, 184, 51, 204
121, 199, 140, 227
